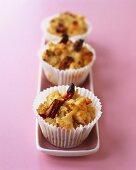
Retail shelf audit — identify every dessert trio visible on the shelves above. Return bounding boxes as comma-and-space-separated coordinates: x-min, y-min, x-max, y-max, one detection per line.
33, 12, 102, 148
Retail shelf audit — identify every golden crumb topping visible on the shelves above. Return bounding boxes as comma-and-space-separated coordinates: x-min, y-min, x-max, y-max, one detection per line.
48, 12, 88, 36
37, 84, 95, 129
42, 36, 93, 70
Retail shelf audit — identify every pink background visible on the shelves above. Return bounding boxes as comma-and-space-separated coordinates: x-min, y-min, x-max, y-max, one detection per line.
0, 0, 136, 169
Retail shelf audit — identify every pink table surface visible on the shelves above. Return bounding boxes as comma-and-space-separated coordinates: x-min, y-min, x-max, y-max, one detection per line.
0, 0, 136, 169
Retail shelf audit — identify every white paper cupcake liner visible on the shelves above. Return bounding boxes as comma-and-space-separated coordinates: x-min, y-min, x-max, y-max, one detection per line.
41, 13, 92, 42
33, 85, 102, 148
38, 40, 96, 86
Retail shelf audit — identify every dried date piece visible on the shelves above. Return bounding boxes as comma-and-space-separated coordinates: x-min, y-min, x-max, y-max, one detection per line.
42, 83, 75, 119
59, 56, 74, 70
63, 83, 75, 100
60, 34, 69, 44
58, 22, 64, 27
72, 20, 78, 26
74, 39, 84, 51
56, 22, 66, 34
46, 99, 64, 119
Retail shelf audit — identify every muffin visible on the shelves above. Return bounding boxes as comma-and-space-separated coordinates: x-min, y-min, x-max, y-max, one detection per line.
33, 84, 102, 148
39, 35, 96, 85
41, 12, 92, 42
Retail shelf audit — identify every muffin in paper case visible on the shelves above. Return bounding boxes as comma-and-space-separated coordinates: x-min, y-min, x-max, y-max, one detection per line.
41, 13, 92, 42
33, 85, 102, 148
39, 40, 96, 86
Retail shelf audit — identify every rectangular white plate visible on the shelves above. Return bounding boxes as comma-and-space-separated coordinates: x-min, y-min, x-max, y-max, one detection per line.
35, 64, 100, 156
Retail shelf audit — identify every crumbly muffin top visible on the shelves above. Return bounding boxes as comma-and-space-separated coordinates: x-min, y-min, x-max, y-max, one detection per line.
42, 35, 93, 70
37, 84, 96, 129
48, 12, 88, 37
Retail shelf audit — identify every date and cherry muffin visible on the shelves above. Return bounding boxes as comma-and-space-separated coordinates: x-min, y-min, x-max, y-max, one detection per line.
41, 12, 92, 41
40, 35, 96, 85
37, 83, 96, 129
33, 84, 102, 148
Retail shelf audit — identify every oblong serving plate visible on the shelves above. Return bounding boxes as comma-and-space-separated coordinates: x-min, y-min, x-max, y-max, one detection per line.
35, 64, 100, 156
